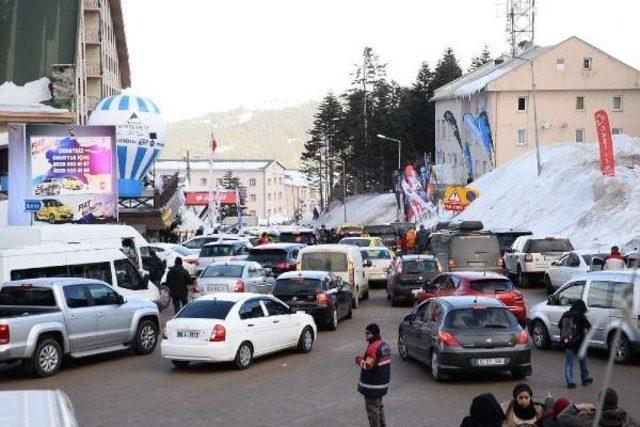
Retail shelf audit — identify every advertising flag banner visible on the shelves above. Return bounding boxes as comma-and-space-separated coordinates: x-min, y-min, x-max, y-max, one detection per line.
443, 185, 479, 212
185, 191, 238, 206
594, 110, 615, 176
8, 124, 117, 226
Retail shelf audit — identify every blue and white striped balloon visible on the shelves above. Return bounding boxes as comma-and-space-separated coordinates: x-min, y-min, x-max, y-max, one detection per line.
88, 93, 166, 197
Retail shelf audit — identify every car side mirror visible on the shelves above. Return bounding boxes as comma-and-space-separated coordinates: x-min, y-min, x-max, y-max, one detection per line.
590, 257, 605, 271
551, 261, 557, 266
289, 306, 298, 314
117, 294, 126, 305
364, 259, 372, 268
405, 313, 416, 323
547, 295, 557, 305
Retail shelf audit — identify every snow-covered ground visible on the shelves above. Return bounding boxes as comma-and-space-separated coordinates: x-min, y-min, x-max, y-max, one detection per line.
0, 200, 7, 227
315, 193, 399, 228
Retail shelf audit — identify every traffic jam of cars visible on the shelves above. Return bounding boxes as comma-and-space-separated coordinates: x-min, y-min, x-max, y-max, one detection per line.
1, 220, 638, 383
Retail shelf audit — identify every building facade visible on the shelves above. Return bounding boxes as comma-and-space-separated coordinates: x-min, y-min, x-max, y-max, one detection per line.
431, 37, 640, 184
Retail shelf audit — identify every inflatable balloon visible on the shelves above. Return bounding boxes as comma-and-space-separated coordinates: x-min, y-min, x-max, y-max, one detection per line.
88, 93, 166, 197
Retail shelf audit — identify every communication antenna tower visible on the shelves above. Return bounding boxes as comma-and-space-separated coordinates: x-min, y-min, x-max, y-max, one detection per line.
503, 0, 535, 57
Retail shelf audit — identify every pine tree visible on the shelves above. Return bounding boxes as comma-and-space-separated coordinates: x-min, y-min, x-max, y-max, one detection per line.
432, 47, 463, 91
468, 44, 492, 72
219, 171, 244, 219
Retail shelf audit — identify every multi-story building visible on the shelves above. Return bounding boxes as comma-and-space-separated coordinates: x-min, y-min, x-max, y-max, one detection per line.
0, 0, 130, 125
284, 170, 319, 219
431, 36, 640, 184
154, 159, 317, 220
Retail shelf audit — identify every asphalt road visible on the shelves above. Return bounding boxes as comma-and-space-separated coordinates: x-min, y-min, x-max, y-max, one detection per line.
1, 288, 638, 427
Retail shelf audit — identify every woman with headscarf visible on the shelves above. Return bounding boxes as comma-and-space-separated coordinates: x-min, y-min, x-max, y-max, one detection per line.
460, 393, 505, 427
558, 299, 593, 388
503, 383, 544, 427
537, 396, 570, 427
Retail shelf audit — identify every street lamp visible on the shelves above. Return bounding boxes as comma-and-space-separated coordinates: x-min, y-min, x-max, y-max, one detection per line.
376, 134, 401, 171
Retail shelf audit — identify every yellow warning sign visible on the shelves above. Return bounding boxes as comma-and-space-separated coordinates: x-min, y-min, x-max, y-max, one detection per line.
443, 186, 479, 212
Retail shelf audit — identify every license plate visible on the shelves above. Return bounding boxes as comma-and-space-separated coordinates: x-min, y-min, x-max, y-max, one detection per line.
206, 285, 226, 292
473, 358, 506, 366
177, 330, 199, 339
468, 262, 485, 267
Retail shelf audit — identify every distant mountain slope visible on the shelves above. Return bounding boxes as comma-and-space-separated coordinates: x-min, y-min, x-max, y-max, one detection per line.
162, 101, 319, 168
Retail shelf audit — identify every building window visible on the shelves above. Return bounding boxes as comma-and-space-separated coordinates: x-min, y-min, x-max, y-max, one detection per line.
575, 129, 585, 143
248, 210, 256, 216
199, 177, 207, 186
278, 207, 282, 213
268, 209, 272, 216
217, 178, 223, 186
582, 57, 592, 70
612, 128, 622, 135
613, 96, 623, 111
278, 177, 282, 185
249, 178, 256, 187
556, 58, 565, 71
517, 129, 527, 145
517, 97, 527, 111
267, 193, 271, 201
278, 192, 282, 200
250, 194, 256, 202
267, 178, 271, 186
575, 96, 585, 111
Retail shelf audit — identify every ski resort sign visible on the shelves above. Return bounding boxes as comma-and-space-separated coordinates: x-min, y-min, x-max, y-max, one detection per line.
443, 186, 478, 212
594, 110, 615, 176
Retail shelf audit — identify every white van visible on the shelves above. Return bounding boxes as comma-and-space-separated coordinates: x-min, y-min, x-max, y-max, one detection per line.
0, 389, 78, 427
0, 225, 150, 269
297, 244, 370, 308
0, 243, 166, 309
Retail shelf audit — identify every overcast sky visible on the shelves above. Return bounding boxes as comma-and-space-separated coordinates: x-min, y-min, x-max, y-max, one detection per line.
122, 0, 640, 122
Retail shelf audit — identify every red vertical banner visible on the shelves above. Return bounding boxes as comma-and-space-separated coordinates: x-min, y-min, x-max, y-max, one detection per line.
594, 110, 615, 176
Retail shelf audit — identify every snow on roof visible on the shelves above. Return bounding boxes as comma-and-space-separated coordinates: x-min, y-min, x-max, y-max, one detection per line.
0, 77, 69, 112
431, 46, 551, 100
155, 160, 273, 171
284, 170, 310, 187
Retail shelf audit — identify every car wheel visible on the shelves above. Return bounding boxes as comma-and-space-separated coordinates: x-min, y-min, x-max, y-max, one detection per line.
158, 285, 171, 310
386, 290, 391, 300
517, 267, 529, 288
610, 333, 633, 364
327, 307, 338, 331
398, 333, 410, 361
530, 320, 551, 350
352, 290, 359, 309
233, 342, 253, 370
511, 368, 531, 379
297, 327, 314, 353
134, 319, 158, 355
32, 338, 62, 378
171, 360, 189, 369
430, 351, 444, 382
48, 214, 56, 224
345, 301, 353, 319
363, 288, 370, 300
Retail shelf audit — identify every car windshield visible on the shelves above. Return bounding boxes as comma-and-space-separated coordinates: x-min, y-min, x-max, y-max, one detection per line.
582, 253, 609, 265
279, 232, 314, 244
451, 235, 500, 254
200, 245, 235, 257
403, 260, 436, 273
469, 279, 513, 292
301, 252, 348, 272
445, 308, 517, 329
201, 265, 244, 278
273, 278, 322, 294
176, 300, 235, 319
171, 246, 194, 256
0, 286, 57, 306
247, 249, 288, 263
53, 201, 64, 207
363, 225, 395, 236
362, 249, 391, 259
527, 239, 574, 252
341, 238, 369, 247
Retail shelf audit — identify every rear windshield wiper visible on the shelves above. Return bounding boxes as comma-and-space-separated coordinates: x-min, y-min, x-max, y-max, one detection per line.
483, 323, 509, 328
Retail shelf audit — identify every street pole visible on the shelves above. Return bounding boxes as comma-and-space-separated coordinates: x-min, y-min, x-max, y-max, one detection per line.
208, 141, 214, 231
529, 60, 542, 176
342, 159, 347, 223
397, 138, 401, 171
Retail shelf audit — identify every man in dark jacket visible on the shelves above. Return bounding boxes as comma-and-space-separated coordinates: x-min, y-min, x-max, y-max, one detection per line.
559, 299, 593, 388
416, 225, 429, 253
355, 323, 391, 427
557, 388, 640, 427
166, 257, 191, 313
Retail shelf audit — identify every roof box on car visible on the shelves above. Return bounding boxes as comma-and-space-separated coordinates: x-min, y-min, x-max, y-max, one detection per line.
448, 220, 484, 231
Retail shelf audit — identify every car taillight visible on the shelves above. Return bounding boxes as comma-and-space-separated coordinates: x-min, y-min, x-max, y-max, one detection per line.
513, 290, 524, 300
317, 293, 330, 305
349, 262, 355, 284
210, 325, 226, 342
448, 258, 457, 268
396, 263, 402, 274
517, 330, 529, 345
296, 261, 301, 271
0, 324, 9, 344
524, 253, 533, 262
438, 331, 459, 347
234, 280, 245, 293
161, 329, 167, 340
185, 259, 197, 265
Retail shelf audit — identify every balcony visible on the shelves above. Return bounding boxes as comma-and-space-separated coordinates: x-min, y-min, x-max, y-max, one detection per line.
84, 0, 100, 12
85, 62, 101, 78
84, 29, 100, 45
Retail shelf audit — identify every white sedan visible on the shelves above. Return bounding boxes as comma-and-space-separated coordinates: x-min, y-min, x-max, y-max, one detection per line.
361, 248, 394, 284
150, 243, 198, 276
544, 250, 609, 294
161, 293, 317, 369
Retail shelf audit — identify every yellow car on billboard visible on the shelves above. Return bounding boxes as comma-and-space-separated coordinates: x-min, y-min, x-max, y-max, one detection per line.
62, 176, 83, 190
35, 199, 74, 224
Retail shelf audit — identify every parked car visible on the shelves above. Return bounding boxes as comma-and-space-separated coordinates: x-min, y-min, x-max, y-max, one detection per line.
414, 272, 526, 324
34, 178, 62, 195
183, 234, 246, 255
0, 389, 78, 427
278, 229, 317, 245
544, 250, 609, 294
428, 221, 504, 274
297, 244, 371, 308
363, 224, 398, 250
337, 224, 364, 238
196, 261, 274, 295
34, 199, 73, 224
398, 296, 531, 381
0, 278, 160, 377
161, 293, 316, 369
339, 236, 386, 248
361, 247, 394, 286
386, 255, 438, 306
147, 243, 198, 276
246, 243, 304, 276
492, 229, 533, 257
528, 270, 640, 363
271, 271, 352, 330
197, 241, 253, 274
61, 176, 83, 191
504, 235, 574, 288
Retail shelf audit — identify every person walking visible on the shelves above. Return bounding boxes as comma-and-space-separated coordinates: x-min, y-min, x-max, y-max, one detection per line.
559, 299, 593, 388
355, 323, 391, 427
604, 246, 625, 270
166, 257, 191, 314
416, 225, 429, 254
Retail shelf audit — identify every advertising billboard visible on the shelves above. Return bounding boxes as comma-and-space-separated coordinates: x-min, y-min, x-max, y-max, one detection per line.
8, 124, 117, 226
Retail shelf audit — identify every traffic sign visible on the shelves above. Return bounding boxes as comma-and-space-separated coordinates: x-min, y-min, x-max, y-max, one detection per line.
24, 199, 42, 212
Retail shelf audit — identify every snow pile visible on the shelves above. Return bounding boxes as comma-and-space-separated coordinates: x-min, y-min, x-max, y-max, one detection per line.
314, 193, 399, 228
0, 200, 7, 227
0, 78, 65, 111
458, 136, 640, 250
454, 67, 509, 97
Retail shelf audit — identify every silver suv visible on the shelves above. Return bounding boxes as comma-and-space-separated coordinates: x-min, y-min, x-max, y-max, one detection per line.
528, 270, 640, 363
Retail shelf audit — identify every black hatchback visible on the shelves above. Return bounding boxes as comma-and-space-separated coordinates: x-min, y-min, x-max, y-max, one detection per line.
386, 255, 438, 306
246, 243, 304, 276
397, 296, 531, 381
272, 271, 353, 330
